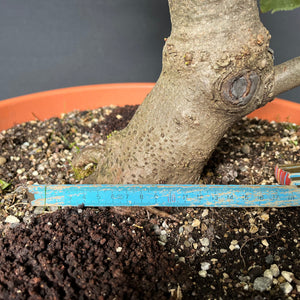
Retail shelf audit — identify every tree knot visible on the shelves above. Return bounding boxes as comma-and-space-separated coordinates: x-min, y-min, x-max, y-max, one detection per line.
221, 71, 260, 106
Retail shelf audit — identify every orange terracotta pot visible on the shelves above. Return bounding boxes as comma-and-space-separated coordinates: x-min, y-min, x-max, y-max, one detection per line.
0, 82, 299, 131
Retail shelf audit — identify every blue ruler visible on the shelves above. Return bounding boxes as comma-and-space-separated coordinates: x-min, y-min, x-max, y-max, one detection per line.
28, 184, 300, 207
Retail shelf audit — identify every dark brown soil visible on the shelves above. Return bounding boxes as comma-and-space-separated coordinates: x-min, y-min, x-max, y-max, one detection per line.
0, 208, 181, 300
0, 104, 299, 299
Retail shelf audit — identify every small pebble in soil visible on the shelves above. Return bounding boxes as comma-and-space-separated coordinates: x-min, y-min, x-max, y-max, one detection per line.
263, 269, 273, 280
281, 271, 294, 283
201, 209, 209, 218
34, 207, 46, 215
200, 262, 211, 271
270, 264, 280, 277
198, 270, 207, 278
178, 257, 186, 263
242, 144, 251, 154
253, 277, 273, 292
229, 239, 240, 251
249, 224, 259, 234
280, 282, 293, 294
160, 234, 168, 245
260, 213, 270, 221
184, 240, 191, 247
0, 156, 6, 165
200, 237, 210, 247
265, 254, 274, 264
191, 218, 200, 227
4, 215, 20, 224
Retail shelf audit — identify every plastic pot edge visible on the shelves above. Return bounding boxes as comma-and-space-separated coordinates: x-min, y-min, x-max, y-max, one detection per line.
0, 82, 299, 131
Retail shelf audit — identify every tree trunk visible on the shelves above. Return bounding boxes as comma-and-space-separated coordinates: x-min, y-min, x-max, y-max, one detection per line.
73, 0, 300, 184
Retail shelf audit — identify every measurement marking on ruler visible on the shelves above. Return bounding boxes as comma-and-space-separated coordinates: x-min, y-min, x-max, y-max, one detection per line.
28, 184, 300, 207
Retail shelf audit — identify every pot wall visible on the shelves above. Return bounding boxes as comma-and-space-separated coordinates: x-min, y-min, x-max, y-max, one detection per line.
0, 1, 299, 102
0, 83, 299, 131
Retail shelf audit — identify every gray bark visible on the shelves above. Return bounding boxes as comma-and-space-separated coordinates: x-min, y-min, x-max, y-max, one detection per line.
73, 0, 299, 184
273, 56, 300, 97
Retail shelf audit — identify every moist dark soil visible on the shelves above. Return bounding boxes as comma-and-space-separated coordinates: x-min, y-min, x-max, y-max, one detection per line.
0, 104, 299, 299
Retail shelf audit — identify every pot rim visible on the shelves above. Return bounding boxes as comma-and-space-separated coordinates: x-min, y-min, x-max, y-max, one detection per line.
0, 82, 299, 131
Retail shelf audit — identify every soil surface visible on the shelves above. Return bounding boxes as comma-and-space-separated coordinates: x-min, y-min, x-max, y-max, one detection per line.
0, 104, 299, 299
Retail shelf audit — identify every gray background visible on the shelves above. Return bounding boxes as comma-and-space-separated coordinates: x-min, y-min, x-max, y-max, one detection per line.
0, 0, 299, 102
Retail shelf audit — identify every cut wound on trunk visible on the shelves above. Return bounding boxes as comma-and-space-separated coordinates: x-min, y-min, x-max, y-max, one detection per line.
222, 71, 260, 106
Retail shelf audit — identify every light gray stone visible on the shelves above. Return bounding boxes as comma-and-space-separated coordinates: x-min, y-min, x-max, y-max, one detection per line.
159, 234, 168, 243
200, 237, 209, 247
253, 277, 272, 292
198, 270, 207, 278
34, 206, 46, 215
263, 269, 273, 280
280, 282, 293, 294
242, 144, 251, 154
201, 262, 211, 271
4, 215, 20, 224
270, 264, 280, 277
178, 257, 186, 263
281, 271, 294, 283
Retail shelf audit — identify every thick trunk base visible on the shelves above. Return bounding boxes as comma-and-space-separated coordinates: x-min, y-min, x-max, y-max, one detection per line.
73, 0, 278, 184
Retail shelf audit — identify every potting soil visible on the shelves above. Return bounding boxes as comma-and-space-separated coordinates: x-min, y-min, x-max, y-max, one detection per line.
0, 104, 299, 299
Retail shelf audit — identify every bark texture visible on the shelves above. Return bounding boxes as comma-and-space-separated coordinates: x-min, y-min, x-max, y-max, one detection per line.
73, 0, 299, 184
273, 56, 300, 97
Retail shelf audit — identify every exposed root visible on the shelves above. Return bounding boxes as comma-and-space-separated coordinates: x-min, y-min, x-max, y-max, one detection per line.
110, 206, 179, 222
72, 146, 104, 168
146, 207, 179, 222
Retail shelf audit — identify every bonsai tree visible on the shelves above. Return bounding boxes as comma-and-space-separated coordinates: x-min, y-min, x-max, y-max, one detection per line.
73, 0, 300, 185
